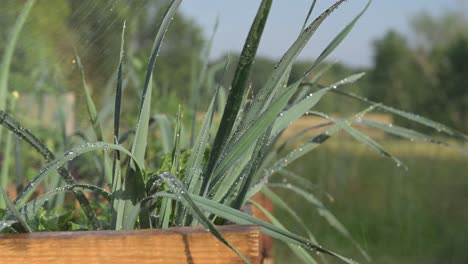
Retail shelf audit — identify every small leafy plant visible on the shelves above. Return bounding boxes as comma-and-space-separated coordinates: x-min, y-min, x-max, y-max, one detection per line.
1, 0, 467, 263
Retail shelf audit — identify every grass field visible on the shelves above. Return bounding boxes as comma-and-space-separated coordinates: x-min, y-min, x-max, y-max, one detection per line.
274, 138, 468, 263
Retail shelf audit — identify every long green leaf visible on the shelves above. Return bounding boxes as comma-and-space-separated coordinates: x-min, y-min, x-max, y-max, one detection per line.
361, 120, 468, 155
302, 0, 317, 31
113, 20, 125, 145
111, 21, 125, 229
307, 1, 371, 72
75, 54, 103, 141
203, 0, 273, 195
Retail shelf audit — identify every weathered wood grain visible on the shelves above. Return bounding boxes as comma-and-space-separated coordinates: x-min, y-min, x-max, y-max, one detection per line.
0, 225, 261, 264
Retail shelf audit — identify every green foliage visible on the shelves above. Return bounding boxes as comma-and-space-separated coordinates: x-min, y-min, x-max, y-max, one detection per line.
364, 10, 468, 132
367, 31, 430, 111
1, 1, 467, 263
434, 35, 468, 130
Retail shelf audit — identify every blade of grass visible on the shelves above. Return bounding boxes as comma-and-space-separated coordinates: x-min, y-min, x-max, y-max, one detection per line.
203, 0, 273, 195
114, 20, 125, 145
306, 1, 371, 73
302, 0, 317, 31
361, 120, 468, 155
75, 53, 116, 189
111, 21, 125, 229
75, 54, 103, 142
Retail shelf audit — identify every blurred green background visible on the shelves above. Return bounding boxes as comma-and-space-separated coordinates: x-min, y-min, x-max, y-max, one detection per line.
273, 139, 468, 263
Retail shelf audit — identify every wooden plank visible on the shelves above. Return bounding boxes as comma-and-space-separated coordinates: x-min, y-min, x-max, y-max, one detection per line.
0, 225, 260, 264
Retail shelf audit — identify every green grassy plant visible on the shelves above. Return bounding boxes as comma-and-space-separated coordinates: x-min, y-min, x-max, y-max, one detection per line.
0, 0, 467, 263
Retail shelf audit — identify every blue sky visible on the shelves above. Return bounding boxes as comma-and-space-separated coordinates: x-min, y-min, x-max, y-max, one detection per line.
179, 0, 466, 67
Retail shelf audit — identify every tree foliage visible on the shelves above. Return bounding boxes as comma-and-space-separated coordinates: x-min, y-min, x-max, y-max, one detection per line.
366, 10, 468, 131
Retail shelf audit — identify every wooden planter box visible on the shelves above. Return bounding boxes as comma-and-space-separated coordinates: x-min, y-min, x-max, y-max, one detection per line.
0, 225, 261, 264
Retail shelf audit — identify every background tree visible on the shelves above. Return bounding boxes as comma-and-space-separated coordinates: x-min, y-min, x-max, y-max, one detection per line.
434, 35, 468, 130
1, 0, 205, 124
365, 10, 468, 131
